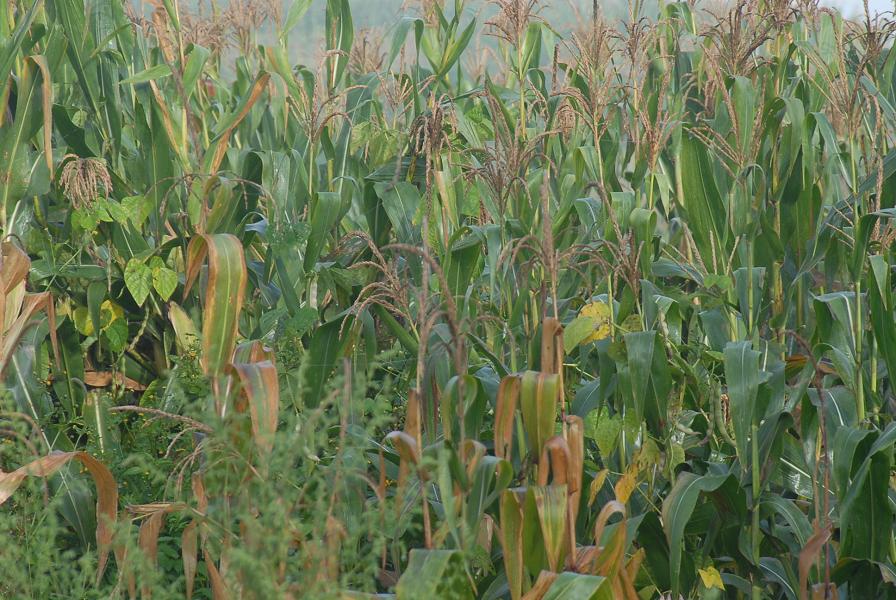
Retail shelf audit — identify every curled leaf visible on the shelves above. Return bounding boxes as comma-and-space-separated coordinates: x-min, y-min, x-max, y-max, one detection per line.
0, 451, 118, 581
231, 360, 280, 458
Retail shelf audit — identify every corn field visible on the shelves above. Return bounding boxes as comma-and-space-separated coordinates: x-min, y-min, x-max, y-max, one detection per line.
2, 0, 896, 598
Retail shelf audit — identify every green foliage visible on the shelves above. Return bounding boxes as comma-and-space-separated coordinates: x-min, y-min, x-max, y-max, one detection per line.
4, 0, 896, 598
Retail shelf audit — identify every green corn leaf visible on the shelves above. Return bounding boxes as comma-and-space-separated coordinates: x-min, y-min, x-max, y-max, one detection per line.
838, 423, 896, 562
373, 182, 422, 245
500, 488, 528, 600
519, 371, 559, 459
119, 63, 172, 85
0, 1, 43, 83
83, 392, 118, 457
0, 59, 45, 228
182, 45, 211, 100
541, 572, 612, 600
302, 313, 354, 408
281, 0, 313, 41
324, 0, 353, 89
868, 255, 896, 385
531, 484, 568, 573
724, 341, 762, 465
304, 191, 348, 271
678, 132, 728, 269
394, 549, 474, 600
761, 494, 812, 551
662, 472, 742, 597
184, 234, 247, 374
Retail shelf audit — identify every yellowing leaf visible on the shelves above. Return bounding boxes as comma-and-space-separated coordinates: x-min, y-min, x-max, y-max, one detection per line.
100, 300, 124, 328
579, 301, 612, 343
698, 566, 725, 590
634, 439, 661, 471
614, 470, 637, 504
564, 301, 614, 353
619, 313, 642, 333
74, 307, 95, 336
588, 468, 609, 507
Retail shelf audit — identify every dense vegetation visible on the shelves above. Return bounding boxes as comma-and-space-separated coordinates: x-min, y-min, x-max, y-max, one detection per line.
3, 0, 896, 598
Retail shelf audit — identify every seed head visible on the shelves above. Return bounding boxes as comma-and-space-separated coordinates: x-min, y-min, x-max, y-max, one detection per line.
59, 155, 112, 209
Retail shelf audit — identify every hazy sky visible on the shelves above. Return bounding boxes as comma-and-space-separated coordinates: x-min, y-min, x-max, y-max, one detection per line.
832, 0, 893, 15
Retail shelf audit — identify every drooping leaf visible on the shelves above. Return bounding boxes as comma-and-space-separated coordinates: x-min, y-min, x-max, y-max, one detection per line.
0, 451, 118, 582
231, 360, 280, 458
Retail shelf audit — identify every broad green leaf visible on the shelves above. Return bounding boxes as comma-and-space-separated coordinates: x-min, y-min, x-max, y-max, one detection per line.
394, 549, 473, 600
869, 255, 896, 385
83, 392, 118, 456
519, 371, 559, 459
0, 1, 44, 83
182, 45, 210, 100
838, 423, 896, 562
184, 234, 247, 374
124, 259, 153, 306
119, 63, 172, 85
724, 341, 762, 465
586, 411, 622, 459
0, 59, 45, 228
202, 71, 270, 176
662, 472, 739, 597
500, 488, 528, 599
678, 133, 728, 269
302, 313, 353, 408
152, 266, 178, 301
121, 195, 154, 228
541, 572, 612, 600
304, 191, 348, 271
282, 0, 313, 40
373, 182, 422, 245
324, 0, 353, 88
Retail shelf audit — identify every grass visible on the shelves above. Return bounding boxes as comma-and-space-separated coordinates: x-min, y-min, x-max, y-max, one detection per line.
2, 0, 896, 598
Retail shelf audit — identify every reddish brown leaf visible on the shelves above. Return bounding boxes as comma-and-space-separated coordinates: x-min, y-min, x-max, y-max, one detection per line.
182, 521, 199, 600
0, 451, 118, 581
800, 525, 833, 600
231, 360, 280, 457
495, 375, 520, 460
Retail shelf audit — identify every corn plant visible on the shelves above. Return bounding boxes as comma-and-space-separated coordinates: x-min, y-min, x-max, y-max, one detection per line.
3, 0, 896, 598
